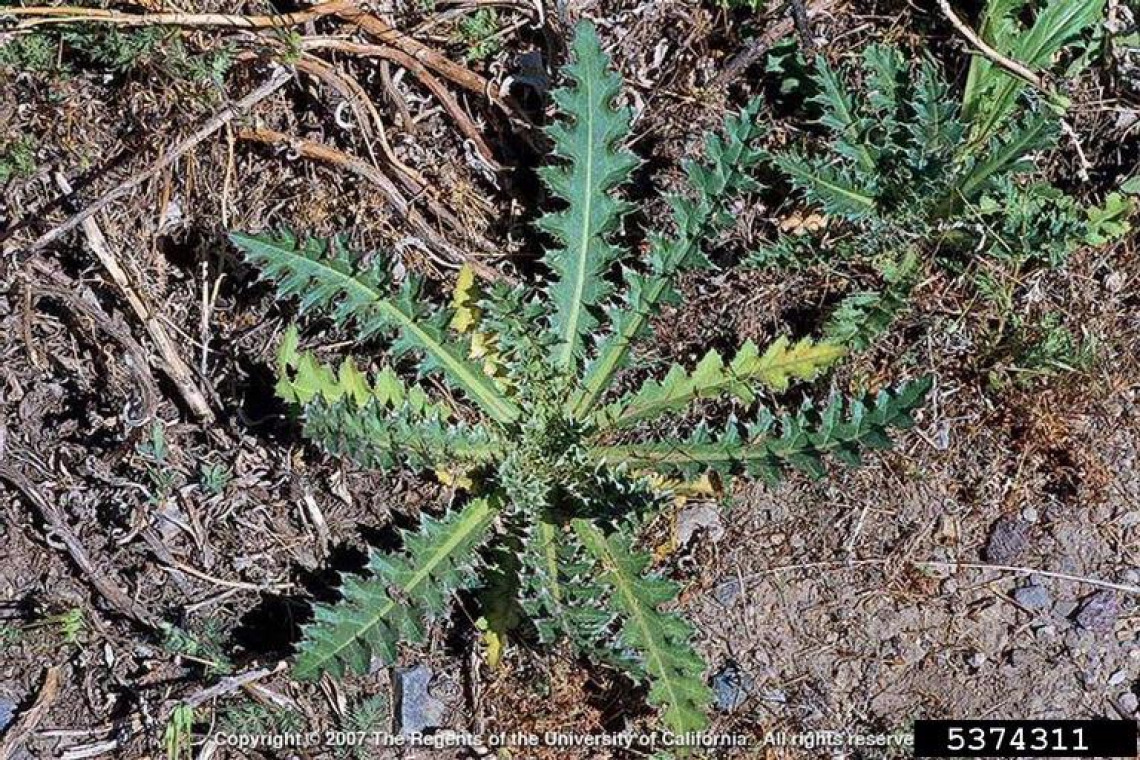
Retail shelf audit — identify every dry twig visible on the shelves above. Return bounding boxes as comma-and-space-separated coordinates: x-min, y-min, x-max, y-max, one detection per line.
2, 0, 355, 30
237, 127, 511, 283
291, 52, 426, 192
0, 666, 63, 760
934, 0, 1046, 91
23, 68, 292, 253
26, 259, 161, 422
52, 174, 216, 422
300, 38, 500, 164
713, 0, 844, 89
0, 463, 162, 630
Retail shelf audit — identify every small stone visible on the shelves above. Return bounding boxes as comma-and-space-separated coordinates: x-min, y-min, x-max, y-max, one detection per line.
1124, 569, 1140, 585
1109, 669, 1128, 687
941, 578, 959, 595
1076, 591, 1120, 634
711, 661, 754, 712
759, 689, 787, 703
395, 664, 446, 735
1119, 692, 1139, 714
1053, 601, 1079, 619
968, 652, 986, 669
0, 696, 16, 731
984, 517, 1031, 563
676, 504, 725, 547
712, 578, 742, 606
1034, 624, 1056, 641
1021, 506, 1039, 523
1013, 585, 1052, 610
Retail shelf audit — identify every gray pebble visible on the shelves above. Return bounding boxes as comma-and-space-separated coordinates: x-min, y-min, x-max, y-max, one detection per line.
984, 517, 1031, 563
0, 696, 15, 731
1076, 591, 1120, 634
711, 661, 754, 712
712, 578, 742, 606
395, 664, 446, 735
1013, 584, 1052, 610
1109, 669, 1128, 687
1120, 692, 1139, 714
1053, 601, 1079, 619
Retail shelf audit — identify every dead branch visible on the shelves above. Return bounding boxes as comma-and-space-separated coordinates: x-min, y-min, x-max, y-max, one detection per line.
25, 259, 161, 422
292, 53, 427, 193
236, 127, 511, 283
0, 463, 162, 630
300, 38, 500, 165
713, 0, 844, 89
2, 0, 355, 30
52, 174, 216, 422
180, 662, 286, 709
332, 6, 494, 101
0, 666, 63, 760
934, 0, 1046, 92
23, 67, 292, 253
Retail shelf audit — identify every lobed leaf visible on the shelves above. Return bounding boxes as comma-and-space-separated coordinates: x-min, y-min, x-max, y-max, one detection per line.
294, 496, 498, 680
572, 100, 767, 417
595, 336, 845, 430
573, 521, 712, 733
592, 377, 933, 481
539, 22, 639, 372
231, 231, 520, 425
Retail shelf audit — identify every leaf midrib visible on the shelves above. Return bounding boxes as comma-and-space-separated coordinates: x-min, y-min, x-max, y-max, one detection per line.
263, 242, 520, 424
311, 499, 494, 672
557, 72, 598, 370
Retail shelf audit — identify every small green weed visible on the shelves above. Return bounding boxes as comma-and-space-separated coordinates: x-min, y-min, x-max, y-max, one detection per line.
26, 607, 86, 645
198, 462, 232, 496
0, 33, 58, 72
217, 700, 305, 736
455, 9, 503, 62
0, 136, 37, 183
163, 704, 195, 760
162, 621, 234, 676
335, 695, 389, 759
137, 422, 179, 499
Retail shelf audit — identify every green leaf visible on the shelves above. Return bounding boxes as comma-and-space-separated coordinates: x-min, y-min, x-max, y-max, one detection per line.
771, 152, 877, 219
1084, 192, 1134, 246
956, 111, 1056, 202
539, 22, 639, 372
231, 231, 521, 425
592, 377, 933, 481
596, 336, 845, 430
825, 251, 920, 350
303, 397, 500, 472
961, 0, 1106, 146
519, 521, 618, 656
573, 521, 711, 733
294, 496, 498, 680
572, 101, 766, 418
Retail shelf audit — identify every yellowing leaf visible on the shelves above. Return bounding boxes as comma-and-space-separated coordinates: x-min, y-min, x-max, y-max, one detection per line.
435, 467, 475, 490
449, 264, 482, 334
482, 624, 507, 669
599, 335, 846, 428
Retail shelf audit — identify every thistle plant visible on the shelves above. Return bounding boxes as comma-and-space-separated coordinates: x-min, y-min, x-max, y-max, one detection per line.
231, 23, 930, 732
754, 0, 1125, 348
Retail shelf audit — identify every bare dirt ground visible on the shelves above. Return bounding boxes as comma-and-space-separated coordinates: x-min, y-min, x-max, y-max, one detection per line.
1, 0, 1139, 758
